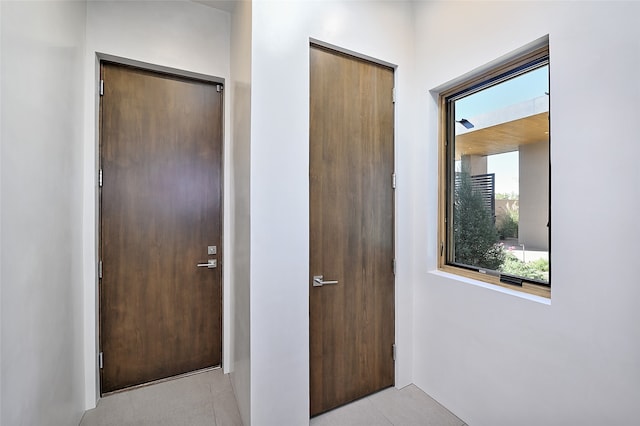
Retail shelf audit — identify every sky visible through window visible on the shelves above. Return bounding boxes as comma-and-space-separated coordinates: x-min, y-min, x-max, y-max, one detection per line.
455, 65, 549, 196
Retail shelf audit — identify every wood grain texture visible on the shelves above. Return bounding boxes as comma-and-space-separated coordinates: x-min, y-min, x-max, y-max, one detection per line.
309, 45, 395, 416
99, 63, 223, 393
455, 112, 549, 159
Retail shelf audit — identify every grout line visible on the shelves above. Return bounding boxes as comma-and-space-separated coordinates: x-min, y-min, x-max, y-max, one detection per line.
405, 385, 467, 425
362, 394, 394, 426
209, 374, 219, 426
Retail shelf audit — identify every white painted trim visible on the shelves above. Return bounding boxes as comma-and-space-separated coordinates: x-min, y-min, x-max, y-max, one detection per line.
83, 53, 100, 409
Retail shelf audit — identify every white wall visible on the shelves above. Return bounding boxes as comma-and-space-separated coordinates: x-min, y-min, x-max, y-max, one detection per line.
82, 0, 232, 408
9, 2, 638, 424
229, 1, 252, 425
413, 2, 640, 425
519, 141, 549, 250
250, 1, 415, 424
1, 1, 87, 424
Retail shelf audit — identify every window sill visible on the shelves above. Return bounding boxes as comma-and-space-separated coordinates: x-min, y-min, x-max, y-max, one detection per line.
428, 269, 551, 305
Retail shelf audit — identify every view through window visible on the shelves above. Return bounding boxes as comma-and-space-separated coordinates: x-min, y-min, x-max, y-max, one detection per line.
444, 54, 550, 291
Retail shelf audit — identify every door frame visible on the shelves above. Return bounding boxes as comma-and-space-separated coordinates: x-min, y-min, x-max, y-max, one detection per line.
88, 53, 230, 401
308, 40, 398, 413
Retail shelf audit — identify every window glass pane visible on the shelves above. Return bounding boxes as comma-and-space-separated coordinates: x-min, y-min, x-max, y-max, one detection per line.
450, 65, 549, 284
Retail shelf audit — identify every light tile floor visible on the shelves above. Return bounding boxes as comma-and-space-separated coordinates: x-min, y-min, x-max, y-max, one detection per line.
80, 369, 466, 426
312, 385, 466, 426
80, 369, 242, 426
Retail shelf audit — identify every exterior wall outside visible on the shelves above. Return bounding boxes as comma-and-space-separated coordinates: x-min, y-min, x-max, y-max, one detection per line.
519, 140, 549, 251
82, 0, 232, 408
229, 1, 252, 425
250, 1, 416, 424
462, 154, 487, 175
1, 1, 87, 424
414, 2, 640, 425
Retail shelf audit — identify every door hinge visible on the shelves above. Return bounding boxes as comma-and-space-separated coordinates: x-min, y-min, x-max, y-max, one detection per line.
100, 80, 104, 96
98, 352, 104, 369
440, 241, 444, 257
392, 259, 396, 276
98, 260, 103, 279
392, 344, 396, 361
216, 84, 223, 93
392, 87, 396, 104
99, 169, 103, 188
392, 173, 396, 189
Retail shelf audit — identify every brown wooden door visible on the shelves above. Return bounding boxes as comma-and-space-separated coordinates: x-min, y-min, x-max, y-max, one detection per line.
99, 62, 223, 394
309, 45, 395, 416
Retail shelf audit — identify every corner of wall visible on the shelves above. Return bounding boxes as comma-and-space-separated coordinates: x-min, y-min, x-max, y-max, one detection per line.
229, 1, 252, 425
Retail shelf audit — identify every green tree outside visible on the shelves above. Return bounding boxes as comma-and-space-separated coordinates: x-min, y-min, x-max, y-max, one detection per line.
453, 173, 505, 270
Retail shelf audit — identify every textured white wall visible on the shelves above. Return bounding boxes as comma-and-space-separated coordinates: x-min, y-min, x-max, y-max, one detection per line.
1, 1, 87, 424
413, 2, 640, 425
82, 0, 232, 408
229, 1, 252, 425
250, 1, 415, 424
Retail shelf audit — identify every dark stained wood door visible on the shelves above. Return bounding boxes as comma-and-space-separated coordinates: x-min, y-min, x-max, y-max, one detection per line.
309, 45, 395, 416
99, 62, 223, 394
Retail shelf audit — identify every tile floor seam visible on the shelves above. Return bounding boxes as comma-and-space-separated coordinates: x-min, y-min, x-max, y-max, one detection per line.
209, 381, 218, 426
364, 395, 395, 425
416, 392, 466, 426
80, 371, 463, 426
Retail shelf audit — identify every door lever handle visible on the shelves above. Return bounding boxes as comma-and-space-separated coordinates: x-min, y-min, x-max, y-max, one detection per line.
197, 259, 217, 269
313, 275, 338, 287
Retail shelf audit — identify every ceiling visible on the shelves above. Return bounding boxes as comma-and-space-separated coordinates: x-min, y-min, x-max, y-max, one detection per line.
455, 112, 549, 159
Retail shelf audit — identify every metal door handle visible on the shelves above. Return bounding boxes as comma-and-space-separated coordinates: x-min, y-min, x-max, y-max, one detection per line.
197, 259, 217, 268
313, 275, 338, 287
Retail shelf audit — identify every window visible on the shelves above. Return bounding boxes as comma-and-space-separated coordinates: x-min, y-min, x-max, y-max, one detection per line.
439, 45, 550, 298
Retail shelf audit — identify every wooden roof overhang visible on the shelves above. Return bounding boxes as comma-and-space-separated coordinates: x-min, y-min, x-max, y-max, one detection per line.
454, 112, 549, 160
